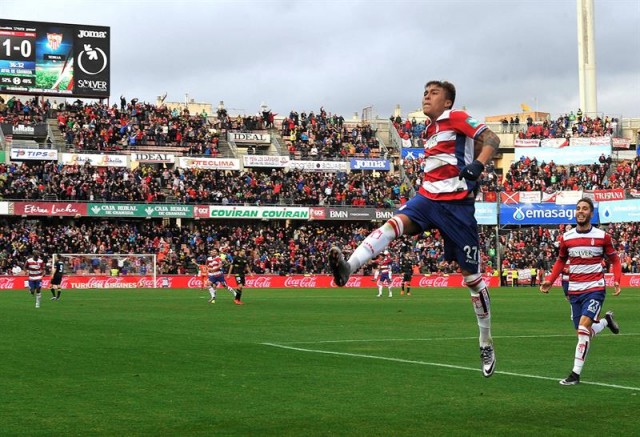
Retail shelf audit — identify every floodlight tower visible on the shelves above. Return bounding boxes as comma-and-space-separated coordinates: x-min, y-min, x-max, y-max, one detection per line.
577, 0, 598, 115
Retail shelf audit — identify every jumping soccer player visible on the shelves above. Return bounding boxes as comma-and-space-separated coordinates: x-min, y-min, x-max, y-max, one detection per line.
329, 80, 500, 377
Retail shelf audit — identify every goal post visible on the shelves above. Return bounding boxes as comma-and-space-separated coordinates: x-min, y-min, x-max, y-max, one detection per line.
52, 253, 157, 288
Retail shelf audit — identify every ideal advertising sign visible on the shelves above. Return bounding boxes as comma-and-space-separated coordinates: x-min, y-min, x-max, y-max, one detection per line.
131, 153, 175, 163
228, 132, 271, 144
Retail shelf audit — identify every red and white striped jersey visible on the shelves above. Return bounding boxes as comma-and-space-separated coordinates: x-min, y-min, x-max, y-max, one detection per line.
378, 256, 392, 275
418, 109, 487, 201
207, 256, 224, 276
25, 257, 45, 281
558, 227, 616, 294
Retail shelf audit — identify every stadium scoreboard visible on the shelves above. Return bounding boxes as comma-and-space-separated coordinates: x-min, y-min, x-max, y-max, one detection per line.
0, 19, 110, 98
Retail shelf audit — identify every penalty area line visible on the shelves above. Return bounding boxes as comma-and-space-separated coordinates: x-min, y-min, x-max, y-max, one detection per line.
262, 342, 640, 392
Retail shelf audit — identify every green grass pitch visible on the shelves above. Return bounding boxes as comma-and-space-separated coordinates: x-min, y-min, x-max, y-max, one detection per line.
1, 286, 638, 436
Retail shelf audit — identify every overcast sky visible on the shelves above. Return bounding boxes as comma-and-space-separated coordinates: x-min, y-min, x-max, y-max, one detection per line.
3, 0, 639, 120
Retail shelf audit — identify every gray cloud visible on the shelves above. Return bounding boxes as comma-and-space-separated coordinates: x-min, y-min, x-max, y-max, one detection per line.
4, 0, 639, 119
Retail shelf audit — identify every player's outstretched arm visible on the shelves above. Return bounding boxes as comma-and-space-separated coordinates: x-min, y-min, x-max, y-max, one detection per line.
612, 282, 621, 296
539, 280, 552, 294
474, 129, 500, 164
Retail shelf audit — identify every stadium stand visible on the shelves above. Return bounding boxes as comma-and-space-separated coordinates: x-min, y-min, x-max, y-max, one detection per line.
1, 95, 637, 278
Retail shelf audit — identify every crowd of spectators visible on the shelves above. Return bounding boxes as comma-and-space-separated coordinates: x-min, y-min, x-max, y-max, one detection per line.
391, 115, 427, 148
0, 161, 408, 207
0, 96, 51, 125
498, 110, 621, 140
2, 217, 636, 278
45, 99, 387, 161
216, 110, 274, 131
503, 155, 640, 192
281, 108, 381, 159
6, 153, 640, 206
0, 219, 453, 276
2, 95, 639, 280
55, 98, 221, 156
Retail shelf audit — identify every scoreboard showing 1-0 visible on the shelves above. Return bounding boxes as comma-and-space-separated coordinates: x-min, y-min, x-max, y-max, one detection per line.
0, 19, 110, 98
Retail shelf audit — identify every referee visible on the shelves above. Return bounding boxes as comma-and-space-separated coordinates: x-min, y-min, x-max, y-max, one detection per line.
50, 254, 65, 301
228, 249, 252, 305
400, 252, 414, 296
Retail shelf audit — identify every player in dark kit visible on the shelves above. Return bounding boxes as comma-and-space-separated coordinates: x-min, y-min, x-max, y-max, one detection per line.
228, 249, 252, 305
400, 252, 414, 296
50, 255, 64, 300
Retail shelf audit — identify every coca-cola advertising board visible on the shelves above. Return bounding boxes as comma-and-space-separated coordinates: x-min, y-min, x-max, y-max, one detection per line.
0, 274, 501, 290
2, 274, 638, 290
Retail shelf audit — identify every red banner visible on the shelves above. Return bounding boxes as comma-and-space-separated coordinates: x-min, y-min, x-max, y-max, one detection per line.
500, 192, 520, 204
12, 202, 87, 217
2, 274, 638, 290
309, 208, 326, 220
591, 189, 625, 202
612, 138, 631, 149
194, 205, 210, 219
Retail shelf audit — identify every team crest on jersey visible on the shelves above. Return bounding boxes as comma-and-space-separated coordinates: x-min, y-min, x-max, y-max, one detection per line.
465, 117, 480, 128
425, 135, 438, 149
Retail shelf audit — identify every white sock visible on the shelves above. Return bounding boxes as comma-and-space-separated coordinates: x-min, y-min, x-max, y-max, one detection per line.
347, 217, 403, 272
465, 274, 492, 347
591, 319, 607, 335
377, 285, 382, 296
209, 287, 216, 299
388, 287, 393, 297
35, 293, 41, 308
572, 326, 591, 375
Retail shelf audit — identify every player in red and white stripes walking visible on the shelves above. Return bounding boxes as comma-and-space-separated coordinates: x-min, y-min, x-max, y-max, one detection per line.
25, 250, 46, 309
540, 197, 621, 385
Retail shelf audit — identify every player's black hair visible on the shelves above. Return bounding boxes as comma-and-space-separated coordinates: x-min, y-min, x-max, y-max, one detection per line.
425, 80, 456, 108
577, 197, 595, 212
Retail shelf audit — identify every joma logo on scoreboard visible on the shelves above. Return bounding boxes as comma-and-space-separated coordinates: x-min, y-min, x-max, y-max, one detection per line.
78, 29, 108, 39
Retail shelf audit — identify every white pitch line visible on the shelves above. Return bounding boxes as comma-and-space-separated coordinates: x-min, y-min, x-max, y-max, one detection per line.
262, 342, 640, 392
281, 332, 640, 345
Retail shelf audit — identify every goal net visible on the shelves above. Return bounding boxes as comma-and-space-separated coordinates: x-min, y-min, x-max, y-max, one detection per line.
52, 253, 157, 288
